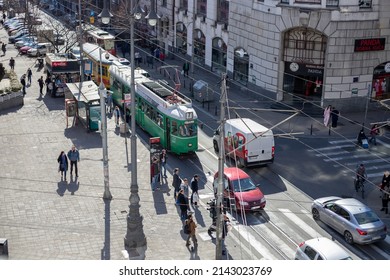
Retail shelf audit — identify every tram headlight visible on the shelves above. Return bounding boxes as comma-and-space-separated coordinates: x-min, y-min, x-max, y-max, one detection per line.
188, 143, 192, 147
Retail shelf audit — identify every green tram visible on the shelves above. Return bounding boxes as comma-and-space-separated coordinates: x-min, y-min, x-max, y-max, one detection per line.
109, 62, 198, 155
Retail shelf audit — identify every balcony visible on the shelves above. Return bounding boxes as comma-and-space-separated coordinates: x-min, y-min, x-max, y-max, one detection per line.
280, 0, 339, 7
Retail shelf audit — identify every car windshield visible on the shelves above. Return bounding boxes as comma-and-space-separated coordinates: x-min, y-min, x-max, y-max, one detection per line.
231, 177, 256, 192
72, 48, 80, 55
354, 211, 380, 225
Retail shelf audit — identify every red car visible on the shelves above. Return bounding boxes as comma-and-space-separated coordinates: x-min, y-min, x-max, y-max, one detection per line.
213, 167, 266, 212
19, 43, 37, 55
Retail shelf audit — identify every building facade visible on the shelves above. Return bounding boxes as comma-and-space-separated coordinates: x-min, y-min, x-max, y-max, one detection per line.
140, 0, 389, 112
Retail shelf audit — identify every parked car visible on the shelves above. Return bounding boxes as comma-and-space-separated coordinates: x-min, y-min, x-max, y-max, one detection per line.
295, 237, 352, 260
15, 37, 37, 48
27, 43, 53, 57
311, 196, 387, 245
9, 31, 29, 43
213, 167, 266, 212
19, 42, 39, 55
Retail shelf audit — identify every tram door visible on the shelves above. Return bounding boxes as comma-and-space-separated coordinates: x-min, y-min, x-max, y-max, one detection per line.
165, 118, 171, 151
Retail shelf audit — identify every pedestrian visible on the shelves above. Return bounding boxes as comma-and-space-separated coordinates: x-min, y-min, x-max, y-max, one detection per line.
380, 171, 390, 214
357, 128, 367, 146
38, 76, 44, 96
9, 57, 15, 70
57, 151, 69, 181
185, 214, 197, 247
221, 214, 231, 255
20, 75, 26, 95
368, 124, 379, 146
182, 61, 190, 77
181, 177, 190, 202
323, 105, 332, 127
27, 68, 32, 84
45, 75, 51, 92
330, 107, 339, 128
159, 149, 168, 178
1, 42, 6, 56
47, 80, 53, 96
172, 168, 181, 200
67, 145, 80, 178
190, 174, 199, 206
106, 91, 113, 114
151, 156, 160, 191
2, 13, 6, 21
177, 189, 188, 221
114, 106, 121, 127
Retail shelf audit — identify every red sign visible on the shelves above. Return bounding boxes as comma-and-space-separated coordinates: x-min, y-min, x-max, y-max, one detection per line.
52, 61, 68, 67
354, 38, 386, 52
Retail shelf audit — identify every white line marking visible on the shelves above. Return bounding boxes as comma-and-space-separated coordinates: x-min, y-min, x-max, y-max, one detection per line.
279, 208, 320, 239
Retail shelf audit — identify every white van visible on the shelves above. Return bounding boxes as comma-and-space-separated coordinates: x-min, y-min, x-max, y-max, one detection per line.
213, 118, 275, 167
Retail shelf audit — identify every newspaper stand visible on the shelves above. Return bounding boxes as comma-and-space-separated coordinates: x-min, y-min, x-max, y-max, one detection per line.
65, 81, 101, 132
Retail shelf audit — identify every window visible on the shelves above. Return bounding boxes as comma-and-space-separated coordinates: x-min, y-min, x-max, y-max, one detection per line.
358, 0, 371, 8
161, 0, 167, 7
338, 208, 350, 221
304, 246, 317, 260
180, 0, 188, 10
197, 0, 207, 16
217, 0, 229, 23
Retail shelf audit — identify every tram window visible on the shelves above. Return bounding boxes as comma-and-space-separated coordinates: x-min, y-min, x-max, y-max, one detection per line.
171, 121, 178, 135
157, 114, 163, 128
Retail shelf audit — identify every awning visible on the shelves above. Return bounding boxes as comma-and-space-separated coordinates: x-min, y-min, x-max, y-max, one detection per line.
65, 81, 100, 103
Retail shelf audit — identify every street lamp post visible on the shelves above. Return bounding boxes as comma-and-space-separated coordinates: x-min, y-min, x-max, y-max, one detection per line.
98, 5, 112, 201
124, 0, 159, 260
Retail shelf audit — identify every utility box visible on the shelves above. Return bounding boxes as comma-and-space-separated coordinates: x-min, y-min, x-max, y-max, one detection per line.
193, 80, 213, 102
0, 238, 9, 260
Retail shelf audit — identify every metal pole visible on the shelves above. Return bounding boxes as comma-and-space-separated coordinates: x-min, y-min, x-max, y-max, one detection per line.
215, 73, 227, 260
78, 0, 84, 85
363, 83, 371, 128
190, 0, 196, 75
99, 48, 112, 200
124, 0, 147, 259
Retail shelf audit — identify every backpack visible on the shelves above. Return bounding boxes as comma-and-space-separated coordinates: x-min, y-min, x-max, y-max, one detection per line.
183, 221, 190, 234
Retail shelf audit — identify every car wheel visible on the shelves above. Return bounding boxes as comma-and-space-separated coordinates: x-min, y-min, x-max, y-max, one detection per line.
344, 231, 354, 244
312, 208, 320, 220
213, 140, 219, 153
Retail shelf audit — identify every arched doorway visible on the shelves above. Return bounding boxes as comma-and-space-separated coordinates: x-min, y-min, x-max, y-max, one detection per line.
212, 37, 227, 74
282, 27, 327, 101
233, 47, 249, 85
176, 22, 187, 54
194, 29, 205, 65
372, 62, 390, 100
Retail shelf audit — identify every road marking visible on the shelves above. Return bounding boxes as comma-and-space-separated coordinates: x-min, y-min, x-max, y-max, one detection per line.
329, 139, 357, 144
315, 150, 349, 157
310, 144, 355, 151
324, 153, 385, 162
278, 208, 320, 239
371, 244, 390, 259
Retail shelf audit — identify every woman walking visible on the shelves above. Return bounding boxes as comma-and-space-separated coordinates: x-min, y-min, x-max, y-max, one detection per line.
323, 105, 332, 127
57, 151, 69, 181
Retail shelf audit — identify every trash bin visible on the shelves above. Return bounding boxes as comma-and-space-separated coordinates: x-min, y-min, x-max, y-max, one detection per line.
0, 238, 8, 260
193, 80, 214, 102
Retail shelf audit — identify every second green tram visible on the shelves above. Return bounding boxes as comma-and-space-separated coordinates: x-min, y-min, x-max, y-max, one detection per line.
109, 62, 198, 155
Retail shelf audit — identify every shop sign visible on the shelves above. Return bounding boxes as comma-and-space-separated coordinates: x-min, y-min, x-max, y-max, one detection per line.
285, 62, 324, 76
351, 88, 359, 94
354, 38, 385, 52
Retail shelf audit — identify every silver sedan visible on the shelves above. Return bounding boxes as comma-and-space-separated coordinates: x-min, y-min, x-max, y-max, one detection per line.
311, 196, 387, 245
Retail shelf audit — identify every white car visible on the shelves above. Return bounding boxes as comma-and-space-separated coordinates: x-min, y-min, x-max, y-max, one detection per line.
70, 46, 80, 60
295, 237, 352, 260
27, 43, 53, 57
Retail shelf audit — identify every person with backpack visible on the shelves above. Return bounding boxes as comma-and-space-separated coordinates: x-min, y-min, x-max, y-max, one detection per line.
185, 214, 197, 247
190, 174, 199, 206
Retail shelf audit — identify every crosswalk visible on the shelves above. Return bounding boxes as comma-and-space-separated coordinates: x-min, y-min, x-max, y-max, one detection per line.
309, 138, 390, 179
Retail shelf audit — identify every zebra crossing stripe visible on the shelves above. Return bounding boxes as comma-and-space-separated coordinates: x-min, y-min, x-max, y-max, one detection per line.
310, 144, 355, 152
329, 139, 357, 144
278, 208, 320, 239
324, 153, 384, 162
315, 150, 349, 157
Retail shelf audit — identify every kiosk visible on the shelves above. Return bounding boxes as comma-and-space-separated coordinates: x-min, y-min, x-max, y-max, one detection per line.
65, 81, 101, 132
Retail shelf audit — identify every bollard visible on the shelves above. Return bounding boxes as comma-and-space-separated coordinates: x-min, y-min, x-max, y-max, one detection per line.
328, 127, 331, 136
207, 101, 210, 111
199, 122, 203, 129
184, 79, 186, 89
202, 99, 205, 108
163, 69, 165, 77
215, 106, 218, 116
310, 124, 313, 135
